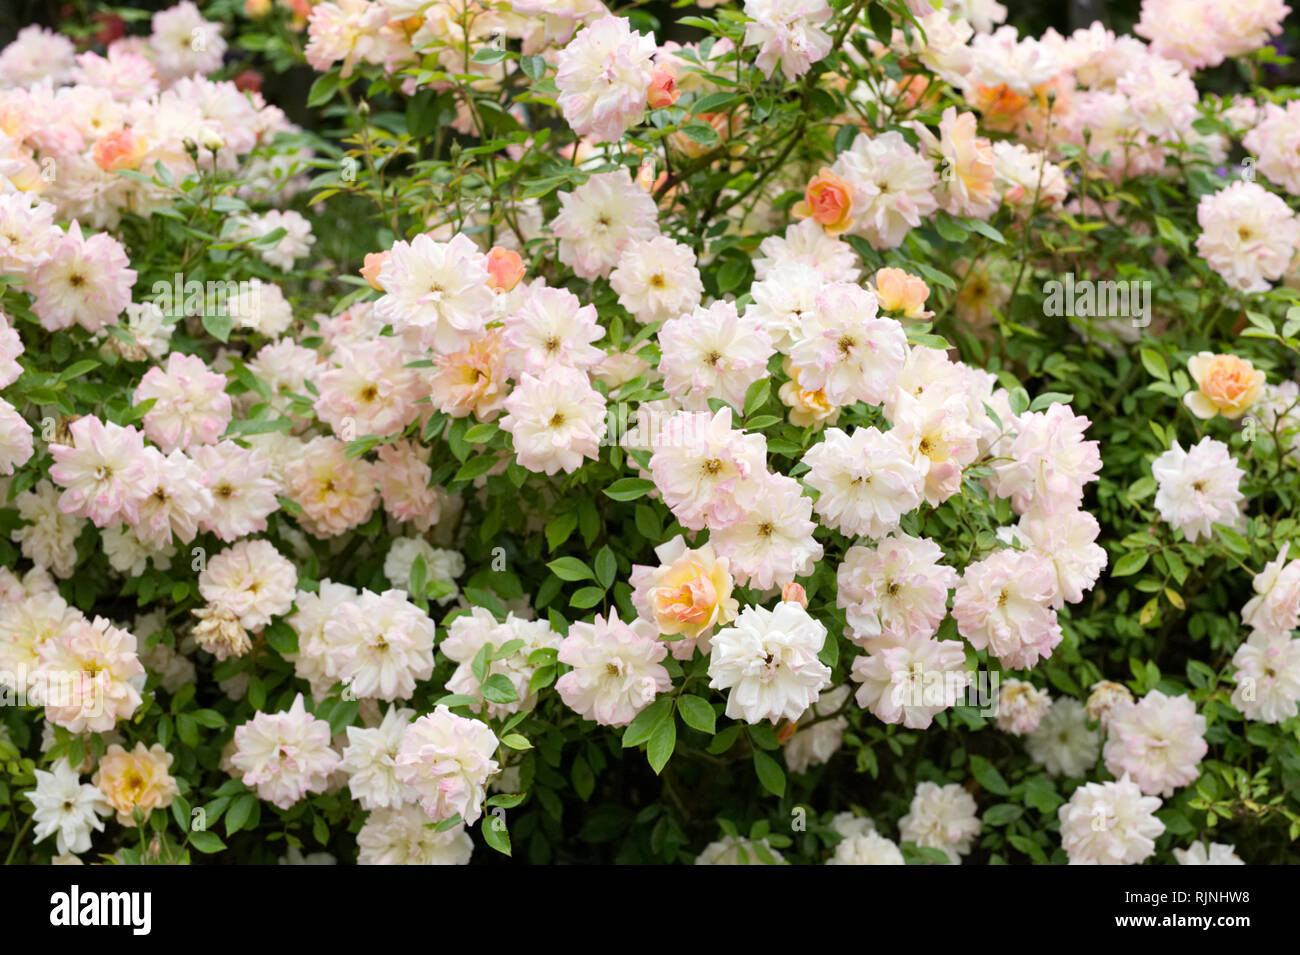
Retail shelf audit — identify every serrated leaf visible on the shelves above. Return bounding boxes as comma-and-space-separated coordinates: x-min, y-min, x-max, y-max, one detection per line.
481, 673, 520, 704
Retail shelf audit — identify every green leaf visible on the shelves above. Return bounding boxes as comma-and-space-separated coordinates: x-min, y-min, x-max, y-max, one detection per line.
464, 422, 497, 444
224, 794, 257, 836
678, 121, 719, 146
1028, 392, 1073, 412
405, 89, 442, 139
966, 219, 1006, 245
867, 3, 892, 39
570, 586, 605, 609
306, 70, 341, 108
59, 360, 100, 381
408, 554, 427, 597
500, 733, 532, 750
594, 546, 617, 590
647, 712, 677, 774
834, 124, 859, 154
571, 758, 595, 801
743, 377, 771, 417
1111, 551, 1149, 577
622, 697, 672, 747
482, 814, 511, 856
454, 455, 499, 483
545, 512, 579, 551
1154, 215, 1190, 254
1215, 524, 1250, 556
969, 755, 1010, 795
548, 556, 595, 581
202, 311, 233, 343
520, 54, 546, 81
189, 830, 227, 854
263, 619, 298, 655
471, 47, 508, 65
752, 750, 786, 797
603, 478, 656, 501
676, 695, 716, 734
481, 673, 520, 704
1140, 348, 1170, 382
982, 803, 1023, 827
934, 214, 968, 243
433, 693, 481, 708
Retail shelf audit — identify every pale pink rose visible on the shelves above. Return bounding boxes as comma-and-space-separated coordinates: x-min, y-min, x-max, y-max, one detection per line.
284, 436, 378, 538
556, 612, 671, 726
555, 16, 656, 142
430, 328, 509, 422
135, 352, 232, 452
48, 416, 157, 527
1103, 690, 1207, 797
35, 616, 144, 734
953, 550, 1062, 669
232, 694, 341, 810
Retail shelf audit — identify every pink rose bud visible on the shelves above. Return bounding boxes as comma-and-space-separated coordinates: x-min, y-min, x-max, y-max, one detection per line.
781, 582, 808, 608
486, 246, 525, 293
646, 67, 680, 109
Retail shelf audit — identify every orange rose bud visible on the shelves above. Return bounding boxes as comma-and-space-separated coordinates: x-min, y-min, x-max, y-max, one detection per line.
646, 67, 680, 109
360, 251, 390, 291
92, 128, 147, 173
873, 267, 933, 320
781, 582, 808, 608
486, 246, 525, 293
288, 0, 312, 29
792, 168, 854, 235
775, 719, 800, 744
894, 74, 931, 110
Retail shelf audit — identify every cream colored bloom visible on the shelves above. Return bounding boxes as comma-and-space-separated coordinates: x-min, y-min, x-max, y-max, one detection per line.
629, 536, 739, 657
93, 742, 178, 825
1183, 352, 1265, 420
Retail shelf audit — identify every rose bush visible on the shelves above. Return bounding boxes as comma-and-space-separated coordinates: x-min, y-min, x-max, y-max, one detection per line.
1, 0, 1299, 865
